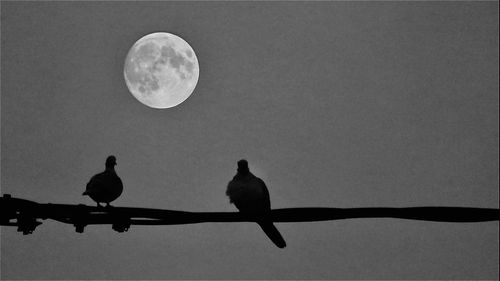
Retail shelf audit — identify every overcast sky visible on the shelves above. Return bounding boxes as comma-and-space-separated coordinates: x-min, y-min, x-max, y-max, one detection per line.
1, 1, 498, 280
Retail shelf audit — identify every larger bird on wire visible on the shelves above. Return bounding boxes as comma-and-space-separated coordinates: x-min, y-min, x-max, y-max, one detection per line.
83, 155, 123, 207
226, 159, 287, 248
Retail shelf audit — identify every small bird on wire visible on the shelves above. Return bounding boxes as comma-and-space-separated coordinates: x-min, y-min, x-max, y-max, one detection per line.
226, 159, 286, 248
83, 155, 123, 207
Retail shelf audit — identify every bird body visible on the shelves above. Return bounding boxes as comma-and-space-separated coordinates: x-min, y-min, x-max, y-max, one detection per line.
227, 173, 270, 212
83, 156, 123, 207
226, 160, 286, 248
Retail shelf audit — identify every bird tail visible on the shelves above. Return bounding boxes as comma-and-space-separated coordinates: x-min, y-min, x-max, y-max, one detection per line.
257, 221, 286, 248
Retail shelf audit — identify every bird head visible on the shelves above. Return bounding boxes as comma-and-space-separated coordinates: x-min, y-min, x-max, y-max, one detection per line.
237, 159, 249, 174
105, 155, 117, 169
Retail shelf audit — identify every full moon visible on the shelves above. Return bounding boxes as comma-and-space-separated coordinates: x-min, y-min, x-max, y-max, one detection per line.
124, 32, 199, 109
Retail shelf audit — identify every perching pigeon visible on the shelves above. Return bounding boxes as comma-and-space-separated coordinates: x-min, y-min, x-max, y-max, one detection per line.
83, 155, 123, 207
226, 159, 286, 248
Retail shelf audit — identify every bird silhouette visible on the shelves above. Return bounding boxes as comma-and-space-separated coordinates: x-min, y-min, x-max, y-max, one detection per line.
83, 155, 123, 207
226, 159, 286, 248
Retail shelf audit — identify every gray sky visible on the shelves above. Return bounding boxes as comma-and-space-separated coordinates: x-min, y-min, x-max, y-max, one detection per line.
1, 1, 498, 280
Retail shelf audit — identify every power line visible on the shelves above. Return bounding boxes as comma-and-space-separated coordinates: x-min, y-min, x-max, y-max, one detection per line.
1, 194, 498, 235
